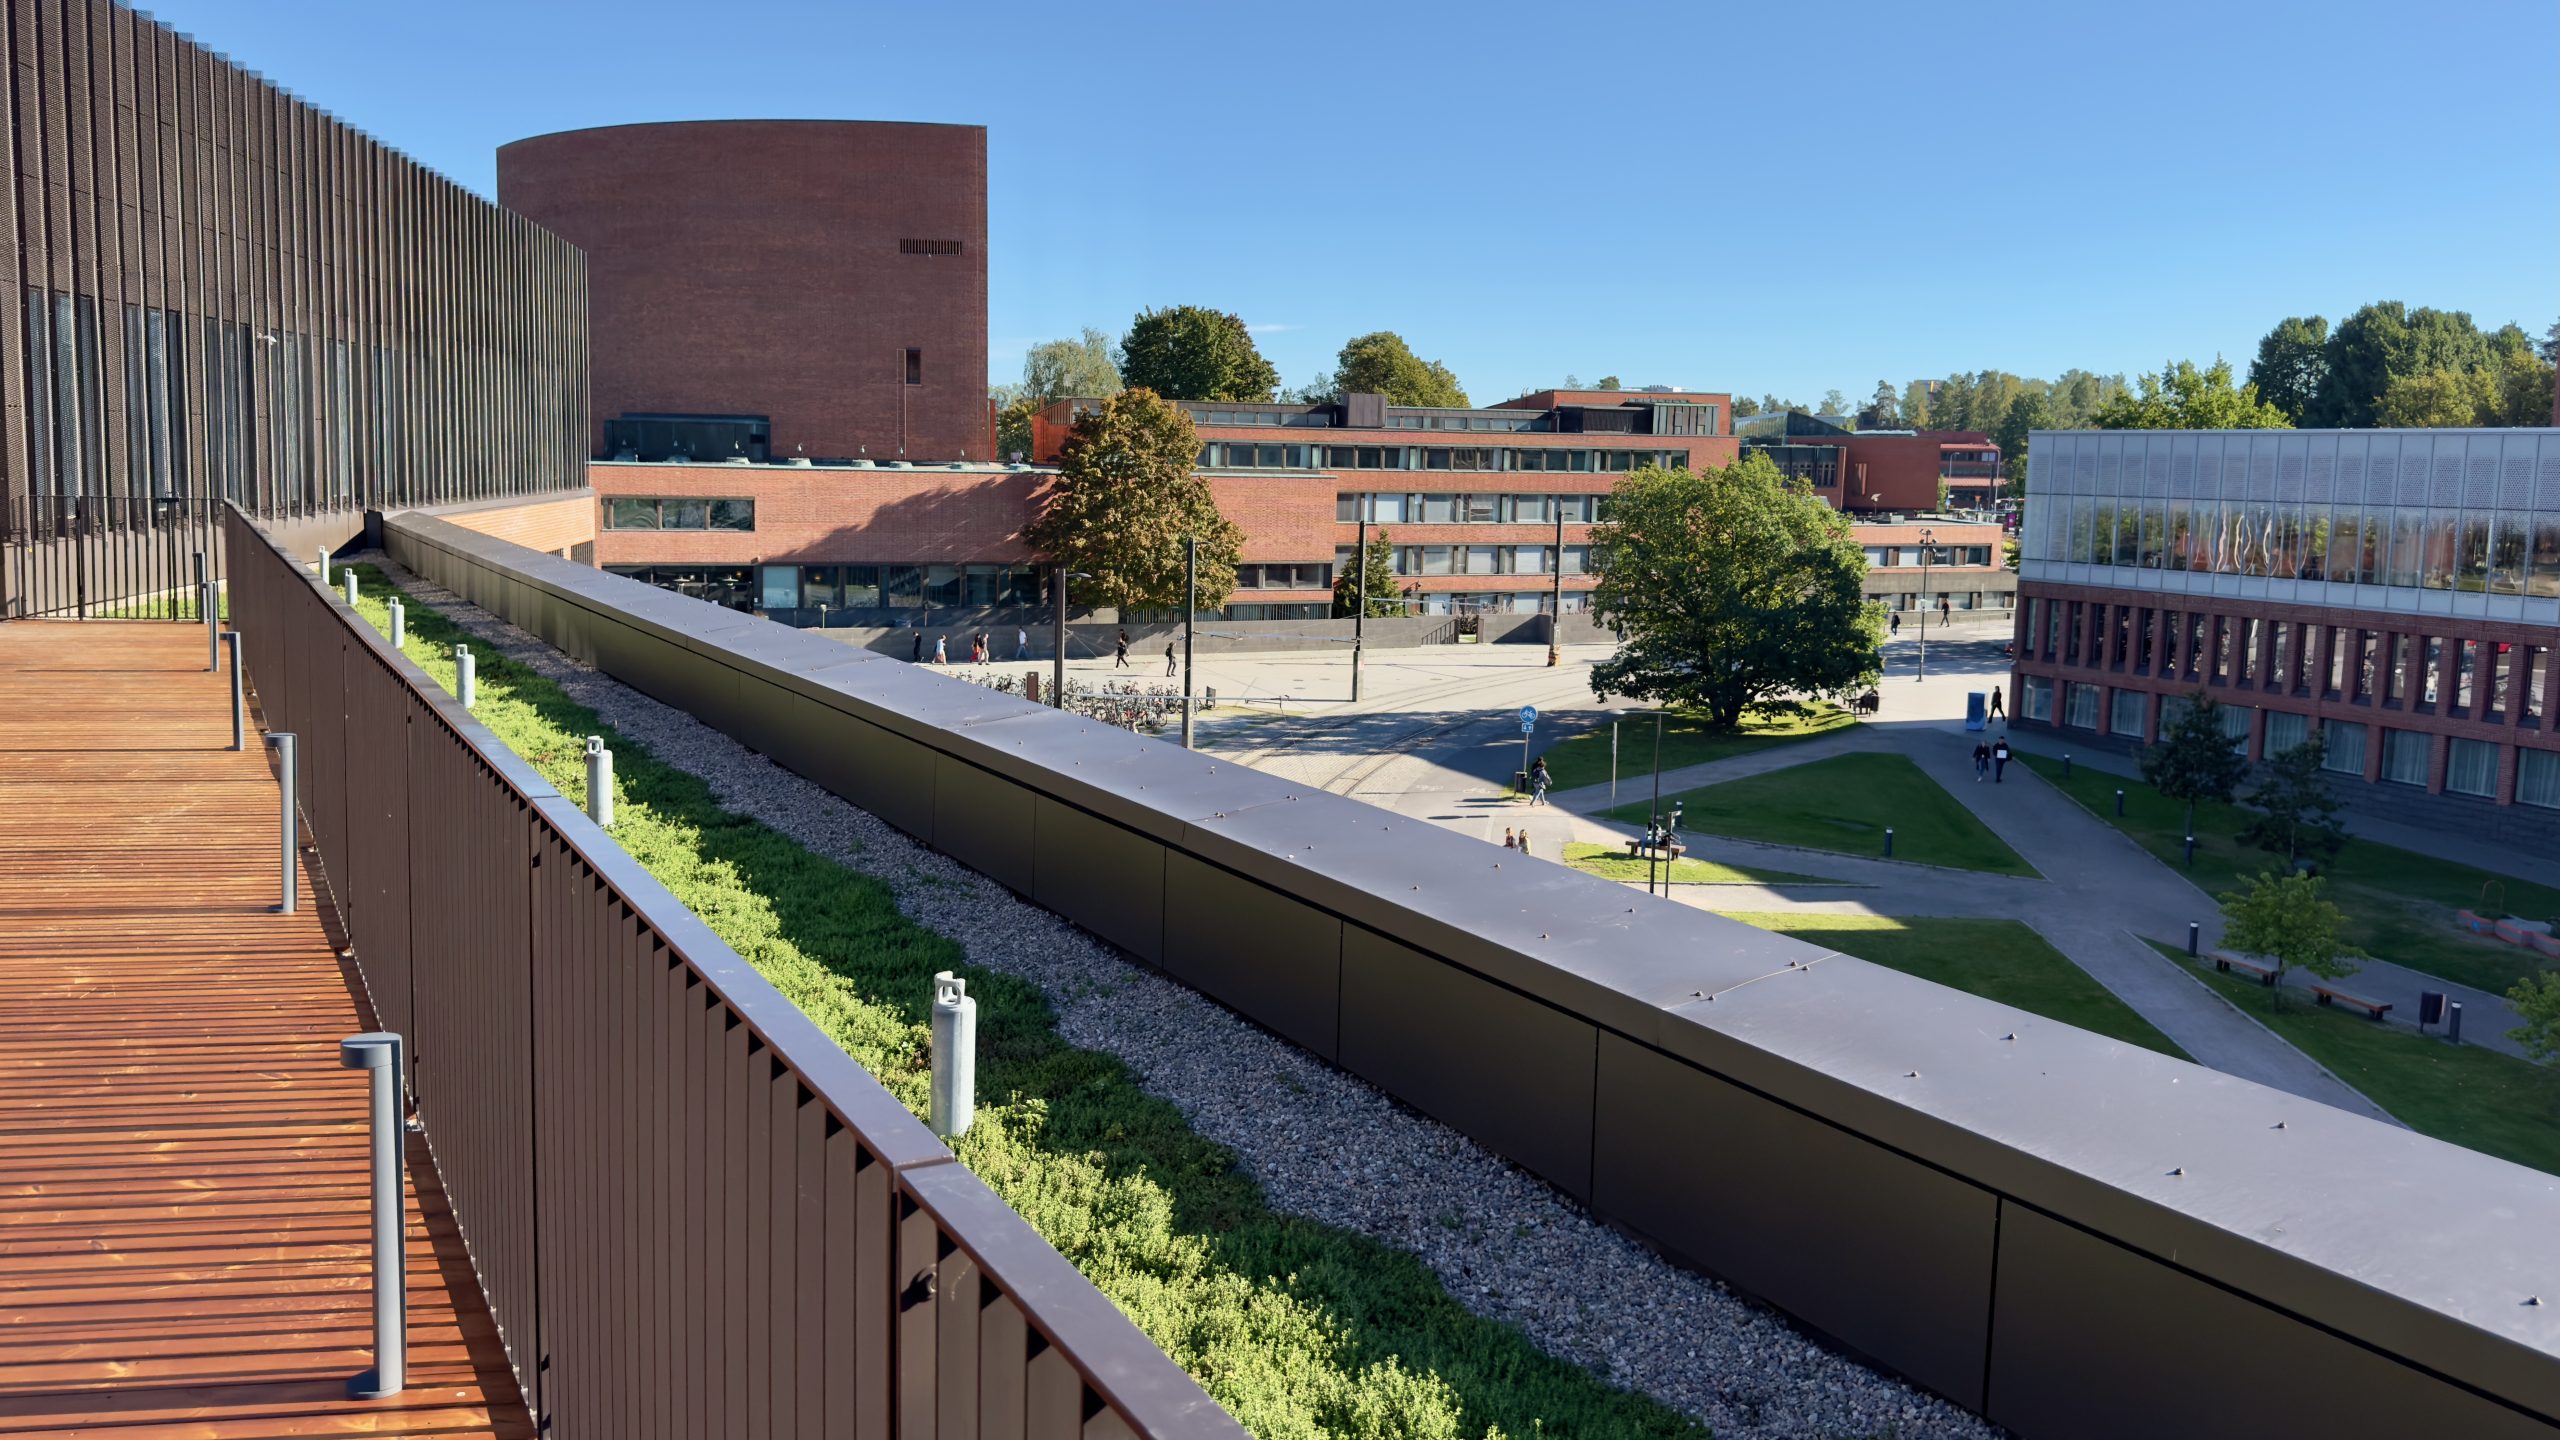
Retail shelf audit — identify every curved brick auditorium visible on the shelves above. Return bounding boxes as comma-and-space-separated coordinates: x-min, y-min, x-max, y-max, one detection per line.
499, 120, 988, 465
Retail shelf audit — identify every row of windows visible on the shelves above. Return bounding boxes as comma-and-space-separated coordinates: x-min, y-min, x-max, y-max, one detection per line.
1863, 544, 1994, 568
604, 498, 756, 531
2021, 596, 2551, 726
1206, 443, 1692, 473
607, 562, 1047, 612
1236, 562, 1332, 590
2026, 496, 2560, 598
1340, 543, 1591, 578
1336, 493, 1604, 524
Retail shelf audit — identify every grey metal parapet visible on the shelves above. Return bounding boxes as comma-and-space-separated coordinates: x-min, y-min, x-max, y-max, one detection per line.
383, 509, 2560, 1439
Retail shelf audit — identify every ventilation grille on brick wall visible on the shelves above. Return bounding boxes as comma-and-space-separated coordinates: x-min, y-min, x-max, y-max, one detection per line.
899, 238, 965, 256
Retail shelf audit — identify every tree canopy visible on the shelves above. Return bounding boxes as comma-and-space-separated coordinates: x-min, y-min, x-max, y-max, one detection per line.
992, 327, 1124, 462
2219, 871, 2364, 1002
2245, 315, 2330, 422
1025, 388, 1243, 612
2139, 690, 2250, 836
2238, 736, 2346, 869
1587, 453, 1882, 729
1307, 331, 1470, 407
1118, 306, 1279, 402
2093, 358, 2292, 430
1331, 528, 1404, 618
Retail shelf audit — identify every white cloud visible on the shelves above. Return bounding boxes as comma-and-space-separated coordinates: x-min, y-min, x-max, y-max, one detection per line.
1246, 322, 1300, 335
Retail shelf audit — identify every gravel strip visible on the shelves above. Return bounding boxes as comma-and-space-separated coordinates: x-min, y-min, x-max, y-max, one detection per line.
372, 555, 1999, 1440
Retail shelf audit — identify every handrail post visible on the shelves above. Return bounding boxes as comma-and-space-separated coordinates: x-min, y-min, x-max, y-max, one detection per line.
339, 1032, 408, 1399
203, 581, 218, 670
223, 632, 244, 750
266, 732, 297, 913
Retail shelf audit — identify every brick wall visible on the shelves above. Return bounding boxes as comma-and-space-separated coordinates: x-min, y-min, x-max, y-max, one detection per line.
593, 461, 1042, 566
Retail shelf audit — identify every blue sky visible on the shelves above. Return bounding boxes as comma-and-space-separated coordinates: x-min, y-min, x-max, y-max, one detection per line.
148, 0, 2556, 407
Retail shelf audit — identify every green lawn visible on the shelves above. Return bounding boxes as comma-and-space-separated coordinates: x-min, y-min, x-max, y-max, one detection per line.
1729, 914, 2188, 1059
1561, 841, 1840, 887
1537, 703, 1854, 791
343, 566, 1699, 1440
1604, 750, 2038, 877
2142, 940, 2560, 1177
2019, 750, 2560, 995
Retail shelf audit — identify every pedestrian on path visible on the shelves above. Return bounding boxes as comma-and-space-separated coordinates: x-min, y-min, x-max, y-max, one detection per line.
1993, 736, 2011, 783
933, 634, 948, 665
1890, 612, 1901, 638
1972, 740, 1991, 782
1114, 630, 1131, 668
1165, 643, 1178, 677
1016, 627, 1030, 661
1529, 756, 1551, 806
1988, 686, 2004, 719
1518, 829, 1533, 857
1504, 827, 1517, 849
911, 630, 924, 662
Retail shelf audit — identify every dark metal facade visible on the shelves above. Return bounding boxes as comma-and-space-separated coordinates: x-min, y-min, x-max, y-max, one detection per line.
387, 508, 2560, 1440
1, 0, 588, 616
224, 508, 1239, 1440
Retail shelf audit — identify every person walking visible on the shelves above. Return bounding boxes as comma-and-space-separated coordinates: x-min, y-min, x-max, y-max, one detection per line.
1890, 612, 1901, 638
933, 634, 948, 665
911, 630, 924, 663
1114, 630, 1131, 668
1940, 595, 1952, 625
1015, 626, 1030, 661
1971, 739, 1991, 782
1165, 642, 1178, 678
1987, 686, 2005, 719
1992, 736, 2011, 783
1529, 756, 1552, 806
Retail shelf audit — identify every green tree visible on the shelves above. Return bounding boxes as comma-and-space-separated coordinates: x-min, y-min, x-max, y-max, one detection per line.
2219, 871, 2365, 1006
1026, 388, 1243, 611
2245, 315, 2330, 422
1730, 396, 1763, 419
1588, 453, 1883, 729
2505, 972, 2560, 1064
2309, 302, 2491, 428
1119, 306, 1280, 402
1596, 375, 1622, 391
1331, 528, 1403, 618
1899, 380, 1934, 429
1324, 331, 1470, 407
1819, 388, 1850, 417
2377, 367, 2496, 427
2238, 736, 2346, 870
2094, 358, 2292, 431
2492, 345, 2557, 425
1023, 328, 1123, 405
2140, 689, 2250, 838
994, 394, 1041, 464
1992, 391, 2051, 491
1857, 380, 1899, 430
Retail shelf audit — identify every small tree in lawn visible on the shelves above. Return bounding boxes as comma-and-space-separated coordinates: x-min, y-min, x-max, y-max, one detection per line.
1332, 528, 1402, 618
2239, 735, 2347, 872
2504, 971, 2560, 1064
2140, 689, 2249, 841
2219, 871, 2365, 1009
1026, 388, 1243, 613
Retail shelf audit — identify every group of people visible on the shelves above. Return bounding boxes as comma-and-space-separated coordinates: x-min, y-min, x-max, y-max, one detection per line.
1502, 827, 1537, 854
912, 627, 1034, 665
1970, 733, 2014, 783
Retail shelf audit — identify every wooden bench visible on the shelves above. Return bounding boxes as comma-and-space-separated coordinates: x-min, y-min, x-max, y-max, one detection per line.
2210, 950, 2279, 986
2309, 983, 2393, 1021
1625, 840, 1687, 862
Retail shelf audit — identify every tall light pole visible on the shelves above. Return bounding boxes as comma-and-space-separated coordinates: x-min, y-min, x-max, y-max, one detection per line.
1547, 507, 1565, 667
1915, 525, 1934, 683
1352, 509, 1368, 703
1182, 536, 1197, 750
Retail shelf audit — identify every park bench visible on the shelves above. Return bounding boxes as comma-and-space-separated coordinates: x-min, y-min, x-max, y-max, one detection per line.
2308, 983, 2393, 1021
2210, 950, 2280, 986
1625, 839, 1687, 861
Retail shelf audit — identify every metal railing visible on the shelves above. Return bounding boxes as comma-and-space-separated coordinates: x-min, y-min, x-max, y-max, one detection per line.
4, 494, 224, 618
221, 505, 1240, 1439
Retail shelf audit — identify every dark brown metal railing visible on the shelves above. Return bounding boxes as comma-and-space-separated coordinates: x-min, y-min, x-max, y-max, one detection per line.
221, 505, 1241, 1440
4, 493, 224, 618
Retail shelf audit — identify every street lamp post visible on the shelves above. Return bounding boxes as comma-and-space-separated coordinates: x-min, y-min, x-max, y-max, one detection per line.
1353, 511, 1368, 703
1547, 509, 1565, 667
1915, 526, 1935, 683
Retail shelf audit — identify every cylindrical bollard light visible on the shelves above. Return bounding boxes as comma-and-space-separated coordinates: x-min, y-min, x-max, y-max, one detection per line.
2187, 921, 2200, 957
223, 632, 244, 751
584, 736, 614, 828
2184, 833, 2197, 867
267, 732, 298, 913
339, 1032, 408, 1399
203, 582, 219, 670
318, 547, 331, 584
455, 645, 476, 709
930, 972, 977, 1139
344, 569, 359, 607
2449, 1000, 2465, 1044
2115, 788, 2125, 816
1883, 826, 1896, 858
2062, 753, 2072, 778
388, 598, 405, 649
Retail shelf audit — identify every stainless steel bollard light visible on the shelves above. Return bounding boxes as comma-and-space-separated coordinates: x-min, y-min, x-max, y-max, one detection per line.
223, 632, 244, 751
930, 972, 977, 1139
267, 732, 298, 913
455, 644, 476, 709
318, 546, 331, 583
344, 569, 359, 607
388, 598, 405, 649
339, 1032, 408, 1399
584, 735, 614, 828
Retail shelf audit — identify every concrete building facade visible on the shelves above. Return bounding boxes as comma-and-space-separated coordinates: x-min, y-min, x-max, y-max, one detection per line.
499, 120, 989, 467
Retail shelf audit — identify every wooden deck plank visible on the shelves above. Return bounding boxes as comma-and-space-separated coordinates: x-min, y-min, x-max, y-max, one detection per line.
0, 622, 534, 1439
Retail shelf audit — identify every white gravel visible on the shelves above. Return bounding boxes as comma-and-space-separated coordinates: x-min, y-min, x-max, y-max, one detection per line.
373, 555, 2001, 1440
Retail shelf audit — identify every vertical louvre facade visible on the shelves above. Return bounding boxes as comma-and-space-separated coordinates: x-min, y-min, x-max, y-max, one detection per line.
1, 0, 587, 615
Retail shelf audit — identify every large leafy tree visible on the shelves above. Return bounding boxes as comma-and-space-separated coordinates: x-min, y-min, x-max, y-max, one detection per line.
2245, 315, 2330, 422
2094, 358, 2292, 430
2308, 302, 2492, 427
1301, 331, 1470, 407
1331, 528, 1404, 618
1588, 453, 1882, 729
1023, 328, 1123, 404
1026, 388, 1243, 611
2505, 972, 2560, 1065
1991, 391, 2050, 492
2219, 871, 2364, 1007
1118, 306, 1279, 402
2139, 690, 2250, 838
2239, 736, 2346, 870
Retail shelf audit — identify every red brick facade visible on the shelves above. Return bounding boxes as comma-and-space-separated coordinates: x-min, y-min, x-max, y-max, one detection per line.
499, 120, 989, 464
591, 462, 1040, 568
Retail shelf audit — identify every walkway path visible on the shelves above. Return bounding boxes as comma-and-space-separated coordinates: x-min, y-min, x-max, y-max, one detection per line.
0, 621, 531, 1440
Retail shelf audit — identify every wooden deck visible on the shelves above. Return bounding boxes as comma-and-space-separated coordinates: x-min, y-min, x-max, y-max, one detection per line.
0, 621, 533, 1439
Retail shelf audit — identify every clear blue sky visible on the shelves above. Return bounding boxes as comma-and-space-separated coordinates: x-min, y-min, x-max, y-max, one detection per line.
148, 0, 2556, 407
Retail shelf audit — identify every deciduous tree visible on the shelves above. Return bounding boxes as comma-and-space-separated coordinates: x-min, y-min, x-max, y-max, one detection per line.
1992, 392, 2050, 492
1596, 375, 1622, 391
2094, 358, 2291, 430
1331, 528, 1404, 618
1026, 388, 1243, 612
1588, 453, 1882, 729
2245, 315, 2330, 422
2309, 302, 2491, 428
2505, 972, 2560, 1065
2140, 690, 2250, 838
1326, 331, 1469, 407
2219, 871, 2364, 1007
2239, 736, 2346, 870
1022, 328, 1123, 405
1119, 306, 1279, 402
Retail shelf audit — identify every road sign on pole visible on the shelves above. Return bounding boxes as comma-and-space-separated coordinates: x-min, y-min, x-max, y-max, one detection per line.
1519, 705, 1538, 734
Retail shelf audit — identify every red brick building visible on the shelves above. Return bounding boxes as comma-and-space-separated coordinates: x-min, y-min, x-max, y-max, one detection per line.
1740, 411, 2005, 511
499, 120, 990, 466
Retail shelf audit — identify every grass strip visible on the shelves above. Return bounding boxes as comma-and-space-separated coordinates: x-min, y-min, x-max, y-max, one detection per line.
1561, 842, 1839, 888
2140, 940, 2560, 1176
1726, 914, 2188, 1059
341, 565, 1700, 1440
2017, 750, 2560, 995
1537, 703, 1853, 791
1604, 751, 2038, 878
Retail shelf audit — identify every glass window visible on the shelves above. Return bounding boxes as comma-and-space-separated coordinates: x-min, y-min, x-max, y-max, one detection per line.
2457, 514, 2491, 593
1464, 545, 1500, 575
2526, 647, 2549, 723
800, 566, 841, 607
2023, 676, 2055, 722
965, 566, 1003, 606
1371, 493, 1407, 522
2322, 720, 2367, 775
1514, 545, 1547, 574
2519, 750, 2560, 810
1421, 493, 1456, 523
2220, 702, 2253, 753
1512, 494, 1551, 523
1560, 546, 1589, 575
667, 499, 711, 530
1420, 546, 1453, 576
2529, 519, 2560, 598
1424, 448, 1453, 470
759, 566, 800, 611
2110, 689, 2146, 738
2380, 729, 2431, 786
842, 566, 883, 607
1460, 494, 1501, 524
2491, 514, 2528, 595
1336, 493, 1361, 521
2421, 512, 2458, 589
924, 565, 964, 607
2457, 640, 2479, 712
2264, 709, 2308, 755
710, 499, 754, 531
608, 499, 659, 530
2445, 738, 2498, 798
2065, 682, 2101, 730
884, 565, 923, 608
